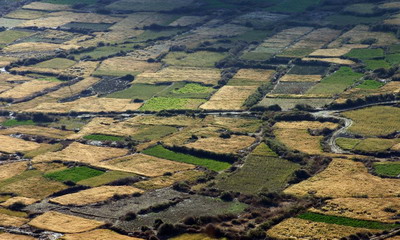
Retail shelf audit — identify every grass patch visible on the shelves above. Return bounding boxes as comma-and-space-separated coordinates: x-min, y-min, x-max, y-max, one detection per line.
335, 138, 361, 151
356, 80, 384, 89
386, 53, 400, 65
132, 125, 177, 141
345, 48, 384, 60
33, 58, 75, 69
374, 163, 400, 177
77, 171, 137, 187
83, 134, 125, 142
307, 67, 363, 95
44, 166, 104, 183
298, 212, 400, 230
365, 60, 391, 70
2, 119, 35, 127
142, 145, 231, 171
105, 83, 170, 100
0, 30, 33, 44
354, 138, 397, 153
163, 51, 227, 68
159, 82, 214, 99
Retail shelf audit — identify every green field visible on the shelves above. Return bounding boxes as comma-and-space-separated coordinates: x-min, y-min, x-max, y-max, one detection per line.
159, 82, 214, 99
356, 80, 384, 89
0, 30, 33, 44
374, 163, 400, 177
2, 119, 35, 127
77, 171, 137, 187
307, 67, 363, 95
335, 138, 361, 151
345, 48, 384, 60
365, 60, 391, 70
139, 97, 205, 111
354, 138, 397, 153
142, 145, 231, 171
216, 144, 299, 194
163, 51, 227, 68
106, 83, 170, 100
83, 134, 125, 142
298, 212, 400, 230
240, 52, 272, 61
33, 58, 76, 69
132, 125, 177, 141
44, 166, 104, 183
386, 53, 400, 65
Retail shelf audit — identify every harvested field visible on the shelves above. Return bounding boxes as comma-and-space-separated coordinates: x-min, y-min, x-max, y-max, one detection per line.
302, 57, 356, 65
129, 115, 202, 127
0, 126, 73, 139
2, 42, 77, 53
0, 213, 28, 227
0, 18, 26, 28
29, 211, 104, 233
290, 28, 341, 49
0, 80, 60, 99
229, 69, 275, 86
140, 97, 205, 111
135, 67, 221, 85
94, 57, 161, 77
162, 51, 227, 68
33, 142, 129, 164
0, 233, 36, 240
185, 135, 255, 154
6, 9, 48, 20
23, 2, 71, 11
134, 169, 204, 190
309, 44, 368, 57
270, 82, 316, 95
30, 97, 143, 113
0, 196, 38, 207
279, 74, 322, 82
0, 162, 28, 181
50, 186, 143, 206
97, 153, 195, 177
59, 229, 143, 240
310, 198, 400, 223
267, 217, 374, 240
206, 116, 262, 133
0, 135, 41, 153
284, 158, 400, 198
200, 86, 258, 110
342, 106, 400, 136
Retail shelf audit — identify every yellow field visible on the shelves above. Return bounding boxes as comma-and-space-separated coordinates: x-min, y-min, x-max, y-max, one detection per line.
310, 197, 400, 223
274, 121, 338, 130
6, 9, 48, 20
206, 116, 262, 133
0, 126, 73, 139
97, 153, 195, 177
0, 135, 41, 153
280, 74, 322, 82
0, 162, 28, 181
50, 186, 143, 206
129, 115, 202, 127
284, 158, 400, 198
0, 233, 36, 240
29, 211, 104, 233
59, 229, 143, 240
200, 86, 258, 110
267, 217, 376, 240
0, 196, 38, 207
134, 169, 204, 190
2, 42, 78, 53
232, 69, 275, 82
136, 67, 221, 85
22, 2, 71, 11
185, 135, 255, 154
0, 80, 60, 99
0, 213, 28, 227
94, 56, 161, 76
302, 57, 356, 65
30, 97, 143, 113
33, 142, 129, 164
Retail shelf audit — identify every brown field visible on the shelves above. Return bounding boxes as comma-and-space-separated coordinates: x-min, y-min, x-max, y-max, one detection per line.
302, 57, 356, 65
0, 126, 73, 139
0, 135, 41, 153
280, 74, 322, 82
0, 213, 28, 227
50, 186, 143, 206
2, 42, 78, 53
134, 169, 204, 190
185, 135, 255, 154
0, 80, 60, 99
135, 67, 221, 85
200, 86, 258, 110
0, 233, 36, 240
30, 97, 143, 113
0, 175, 67, 199
32, 142, 129, 164
267, 217, 376, 240
68, 117, 140, 139
232, 69, 275, 82
29, 211, 105, 233
0, 162, 28, 181
94, 56, 161, 76
59, 229, 143, 240
97, 153, 195, 177
284, 158, 400, 198
310, 198, 400, 223
291, 28, 341, 49
0, 196, 38, 207
22, 2, 71, 11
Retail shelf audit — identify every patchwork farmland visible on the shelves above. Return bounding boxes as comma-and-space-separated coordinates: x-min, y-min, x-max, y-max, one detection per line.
0, 0, 399, 239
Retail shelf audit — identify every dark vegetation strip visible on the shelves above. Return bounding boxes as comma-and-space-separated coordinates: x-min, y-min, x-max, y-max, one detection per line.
298, 212, 400, 230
